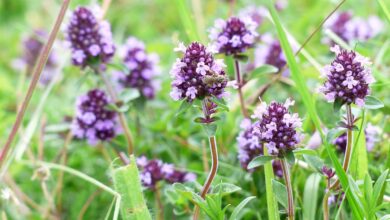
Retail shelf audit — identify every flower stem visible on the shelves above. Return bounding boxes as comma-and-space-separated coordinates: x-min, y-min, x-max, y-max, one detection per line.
0, 0, 71, 169
234, 59, 249, 118
193, 135, 219, 220
98, 72, 135, 155
323, 190, 332, 220
281, 158, 294, 220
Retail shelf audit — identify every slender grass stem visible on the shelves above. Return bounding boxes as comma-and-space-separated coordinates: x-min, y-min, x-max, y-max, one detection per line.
193, 136, 219, 220
234, 59, 249, 118
97, 71, 135, 155
281, 158, 294, 220
0, 0, 71, 169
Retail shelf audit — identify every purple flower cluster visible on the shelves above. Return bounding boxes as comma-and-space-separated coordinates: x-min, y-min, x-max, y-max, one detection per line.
333, 123, 381, 152
323, 12, 383, 44
320, 45, 374, 107
209, 17, 258, 55
238, 5, 268, 26
170, 42, 227, 101
252, 33, 286, 72
136, 156, 196, 189
66, 7, 115, 68
252, 99, 302, 156
71, 89, 119, 145
116, 37, 160, 99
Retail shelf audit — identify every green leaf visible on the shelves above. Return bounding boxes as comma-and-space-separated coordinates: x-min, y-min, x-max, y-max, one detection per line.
372, 169, 389, 206
285, 150, 295, 165
119, 89, 140, 103
263, 149, 280, 220
333, 98, 345, 113
364, 174, 373, 209
378, 0, 390, 25
272, 179, 288, 209
173, 0, 199, 41
293, 148, 317, 156
106, 103, 130, 113
211, 96, 229, 112
303, 173, 321, 220
112, 155, 152, 220
203, 123, 217, 136
325, 128, 345, 144
176, 100, 192, 116
364, 96, 384, 109
247, 156, 274, 169
303, 155, 324, 172
229, 196, 256, 220
250, 65, 279, 79
233, 54, 249, 62
267, 1, 323, 138
212, 183, 241, 196
349, 111, 368, 180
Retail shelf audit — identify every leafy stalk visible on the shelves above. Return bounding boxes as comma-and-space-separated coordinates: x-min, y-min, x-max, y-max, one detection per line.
281, 158, 294, 220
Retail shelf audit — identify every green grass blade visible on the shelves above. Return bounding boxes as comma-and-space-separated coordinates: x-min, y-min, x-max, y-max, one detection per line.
378, 0, 390, 25
349, 111, 368, 180
303, 173, 321, 220
263, 149, 280, 220
266, 2, 323, 137
112, 155, 152, 220
174, 0, 200, 41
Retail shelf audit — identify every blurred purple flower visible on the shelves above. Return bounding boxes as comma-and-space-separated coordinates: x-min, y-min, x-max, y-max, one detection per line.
333, 123, 381, 152
323, 12, 383, 44
252, 98, 302, 156
170, 42, 227, 102
209, 16, 258, 55
238, 5, 268, 27
71, 89, 119, 145
319, 45, 374, 107
137, 156, 196, 190
116, 37, 160, 99
66, 6, 115, 69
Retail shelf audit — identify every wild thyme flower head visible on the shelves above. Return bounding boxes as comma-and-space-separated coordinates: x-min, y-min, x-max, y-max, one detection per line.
320, 45, 374, 107
137, 156, 196, 189
237, 119, 283, 177
333, 123, 380, 152
66, 6, 115, 69
170, 42, 227, 101
252, 98, 302, 156
71, 89, 119, 145
209, 17, 258, 55
116, 37, 160, 99
323, 12, 383, 44
253, 33, 286, 72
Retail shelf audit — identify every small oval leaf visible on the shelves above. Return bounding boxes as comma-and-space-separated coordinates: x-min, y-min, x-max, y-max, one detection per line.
247, 155, 274, 169
364, 96, 384, 109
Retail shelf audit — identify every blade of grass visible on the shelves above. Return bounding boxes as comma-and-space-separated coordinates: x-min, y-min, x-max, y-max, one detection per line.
303, 173, 321, 220
349, 111, 368, 180
263, 149, 280, 220
174, 0, 200, 41
378, 0, 390, 25
266, 1, 323, 137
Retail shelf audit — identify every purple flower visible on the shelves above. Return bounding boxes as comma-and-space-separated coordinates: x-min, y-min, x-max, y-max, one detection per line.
320, 45, 374, 107
116, 37, 160, 99
66, 7, 115, 69
137, 156, 196, 190
238, 5, 268, 27
237, 118, 283, 177
323, 12, 383, 44
252, 98, 302, 156
170, 42, 227, 102
333, 123, 381, 152
321, 166, 335, 179
253, 33, 286, 71
209, 17, 258, 55
71, 89, 119, 145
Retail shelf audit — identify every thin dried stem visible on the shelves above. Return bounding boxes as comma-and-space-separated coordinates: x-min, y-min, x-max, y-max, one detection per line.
0, 0, 71, 169
77, 189, 102, 220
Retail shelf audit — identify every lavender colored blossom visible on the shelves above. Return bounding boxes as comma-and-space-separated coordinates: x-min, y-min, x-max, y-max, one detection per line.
71, 89, 119, 145
323, 12, 383, 44
116, 37, 160, 99
66, 7, 115, 69
333, 123, 381, 152
238, 5, 268, 26
252, 98, 302, 156
321, 166, 335, 179
137, 156, 196, 189
237, 117, 283, 177
209, 16, 258, 55
170, 42, 227, 102
253, 33, 286, 71
320, 45, 374, 107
